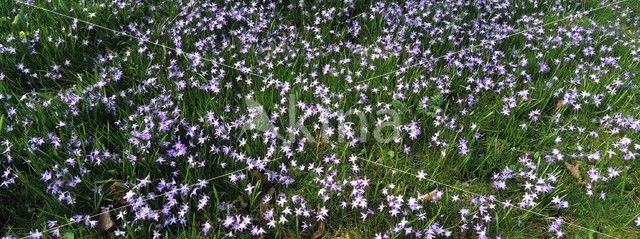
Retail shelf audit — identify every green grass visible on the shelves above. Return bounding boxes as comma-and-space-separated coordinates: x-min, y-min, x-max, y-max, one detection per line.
1, 0, 640, 238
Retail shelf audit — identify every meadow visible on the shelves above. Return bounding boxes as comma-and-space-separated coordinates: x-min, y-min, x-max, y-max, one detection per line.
1, 0, 640, 238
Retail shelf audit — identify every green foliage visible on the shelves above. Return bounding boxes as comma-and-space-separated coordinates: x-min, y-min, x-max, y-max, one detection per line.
12, 9, 27, 29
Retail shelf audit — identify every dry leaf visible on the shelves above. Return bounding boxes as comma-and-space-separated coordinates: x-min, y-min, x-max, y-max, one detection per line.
419, 189, 439, 201
107, 180, 129, 203
564, 161, 587, 186
251, 170, 266, 180
332, 227, 363, 239
259, 187, 276, 220
233, 195, 248, 209
555, 100, 565, 111
332, 228, 364, 239
312, 221, 326, 239
97, 208, 114, 232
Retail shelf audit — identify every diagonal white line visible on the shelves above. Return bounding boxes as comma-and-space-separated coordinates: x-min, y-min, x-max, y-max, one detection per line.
14, 0, 368, 83
360, 158, 619, 239
14, 0, 269, 80
355, 0, 629, 84
11, 1, 365, 238
12, 0, 628, 238
19, 166, 251, 239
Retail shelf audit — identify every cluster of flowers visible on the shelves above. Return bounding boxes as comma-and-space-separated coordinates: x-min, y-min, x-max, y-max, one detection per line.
1, 0, 639, 238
